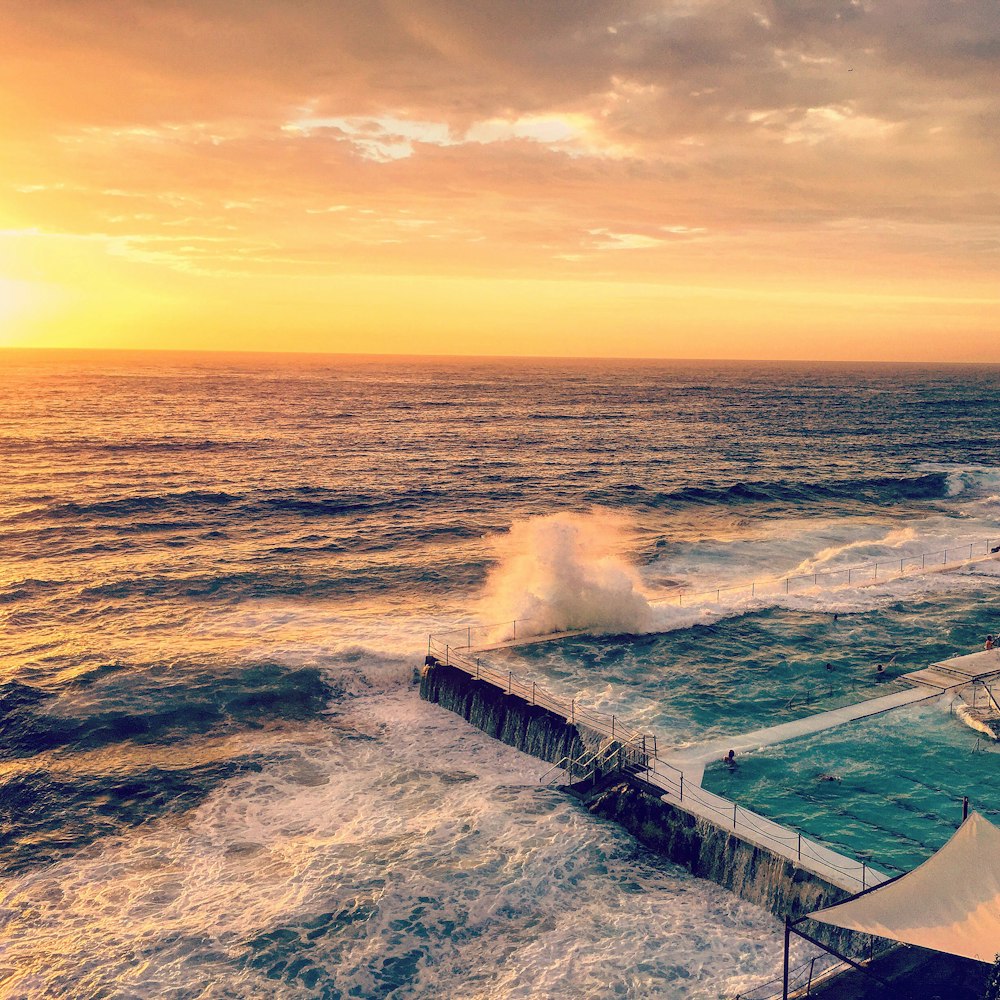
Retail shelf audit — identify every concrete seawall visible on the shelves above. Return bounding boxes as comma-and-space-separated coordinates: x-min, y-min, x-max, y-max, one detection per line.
420, 658, 865, 954
420, 659, 590, 766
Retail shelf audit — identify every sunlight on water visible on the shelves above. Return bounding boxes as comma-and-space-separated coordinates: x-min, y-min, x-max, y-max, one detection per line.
0, 353, 997, 997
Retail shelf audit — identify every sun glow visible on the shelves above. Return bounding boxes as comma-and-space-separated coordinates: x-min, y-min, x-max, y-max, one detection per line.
0, 277, 48, 340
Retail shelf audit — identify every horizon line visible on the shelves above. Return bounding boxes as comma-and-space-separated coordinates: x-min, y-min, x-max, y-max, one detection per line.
3, 345, 999, 367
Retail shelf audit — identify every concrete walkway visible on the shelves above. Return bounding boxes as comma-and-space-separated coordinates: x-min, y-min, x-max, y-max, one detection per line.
664, 687, 940, 787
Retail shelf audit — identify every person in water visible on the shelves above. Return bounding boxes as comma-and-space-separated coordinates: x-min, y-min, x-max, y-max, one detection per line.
723, 749, 737, 769
987, 635, 996, 651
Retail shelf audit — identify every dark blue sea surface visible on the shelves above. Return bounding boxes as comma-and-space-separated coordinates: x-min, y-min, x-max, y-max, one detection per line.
0, 350, 998, 998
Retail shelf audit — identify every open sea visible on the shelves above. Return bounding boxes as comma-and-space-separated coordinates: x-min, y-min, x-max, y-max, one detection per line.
1, 350, 998, 999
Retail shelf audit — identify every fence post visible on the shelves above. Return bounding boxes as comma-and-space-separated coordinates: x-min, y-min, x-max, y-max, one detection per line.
922, 553, 925, 568
944, 548, 948, 563
512, 620, 516, 641
782, 917, 791, 1000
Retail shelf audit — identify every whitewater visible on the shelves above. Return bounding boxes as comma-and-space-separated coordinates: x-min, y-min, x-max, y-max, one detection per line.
0, 351, 998, 999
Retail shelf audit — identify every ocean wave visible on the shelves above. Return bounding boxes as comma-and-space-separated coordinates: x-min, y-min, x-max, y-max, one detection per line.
635, 472, 950, 511
0, 662, 332, 761
0, 756, 263, 876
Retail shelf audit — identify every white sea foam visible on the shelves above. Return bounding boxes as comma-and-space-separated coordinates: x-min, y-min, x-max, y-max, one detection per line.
478, 510, 655, 635
0, 691, 792, 1000
474, 503, 1000, 643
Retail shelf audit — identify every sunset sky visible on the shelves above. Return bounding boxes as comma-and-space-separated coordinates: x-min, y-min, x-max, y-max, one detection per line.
1, 1, 998, 361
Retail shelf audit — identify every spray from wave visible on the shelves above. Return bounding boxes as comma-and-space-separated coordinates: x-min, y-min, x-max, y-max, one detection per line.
478, 511, 655, 635
477, 504, 1000, 642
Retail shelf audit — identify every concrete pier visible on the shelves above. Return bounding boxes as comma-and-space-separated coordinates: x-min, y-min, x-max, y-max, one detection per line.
420, 658, 877, 955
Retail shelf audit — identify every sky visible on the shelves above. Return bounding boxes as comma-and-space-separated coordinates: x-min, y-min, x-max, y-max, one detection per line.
1, 0, 998, 361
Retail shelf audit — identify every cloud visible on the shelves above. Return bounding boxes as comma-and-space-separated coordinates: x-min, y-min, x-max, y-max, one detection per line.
0, 0, 997, 294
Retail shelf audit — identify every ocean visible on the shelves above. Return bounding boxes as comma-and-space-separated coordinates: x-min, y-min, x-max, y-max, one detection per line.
1, 350, 998, 999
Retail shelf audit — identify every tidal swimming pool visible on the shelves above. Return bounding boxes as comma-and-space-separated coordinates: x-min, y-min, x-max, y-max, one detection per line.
701, 699, 1000, 873
491, 593, 1000, 873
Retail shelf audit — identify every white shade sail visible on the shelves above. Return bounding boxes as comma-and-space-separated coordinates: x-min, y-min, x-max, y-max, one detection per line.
808, 812, 1000, 964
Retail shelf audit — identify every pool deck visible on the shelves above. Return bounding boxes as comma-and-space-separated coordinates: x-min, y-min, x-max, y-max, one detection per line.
902, 646, 1000, 691
664, 686, 941, 787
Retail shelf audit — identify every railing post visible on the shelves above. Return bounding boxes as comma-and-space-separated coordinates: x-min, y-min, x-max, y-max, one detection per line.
733, 803, 738, 830
900, 558, 904, 573
508, 671, 512, 695
797, 832, 801, 861
446, 645, 450, 666
512, 620, 517, 641
944, 548, 948, 563
782, 916, 791, 1000
751, 581, 755, 596
785, 578, 789, 593
427, 635, 431, 656
612, 715, 616, 739
532, 681, 536, 706
862, 862, 867, 890
679, 773, 683, 801
848, 568, 852, 584
922, 553, 925, 568
571, 699, 575, 725
874, 562, 878, 580
468, 625, 472, 648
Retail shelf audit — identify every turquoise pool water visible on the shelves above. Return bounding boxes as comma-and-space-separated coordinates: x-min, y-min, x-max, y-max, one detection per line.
701, 700, 1000, 873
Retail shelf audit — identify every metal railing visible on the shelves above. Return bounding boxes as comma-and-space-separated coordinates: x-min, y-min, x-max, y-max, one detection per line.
734, 950, 846, 1000
732, 938, 897, 1000
426, 634, 890, 893
427, 634, 650, 749
662, 535, 998, 608
429, 617, 547, 653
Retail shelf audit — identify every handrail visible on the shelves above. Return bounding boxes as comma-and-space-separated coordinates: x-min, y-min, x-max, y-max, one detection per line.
427, 636, 654, 749
660, 534, 997, 608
